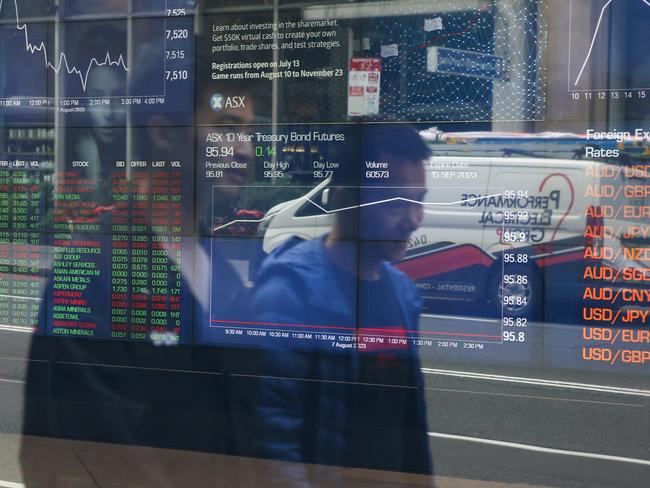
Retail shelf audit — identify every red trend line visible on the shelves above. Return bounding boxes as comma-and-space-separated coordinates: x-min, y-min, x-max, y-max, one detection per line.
392, 2, 490, 60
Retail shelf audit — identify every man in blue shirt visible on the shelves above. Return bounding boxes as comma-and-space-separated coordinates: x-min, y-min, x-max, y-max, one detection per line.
252, 124, 434, 478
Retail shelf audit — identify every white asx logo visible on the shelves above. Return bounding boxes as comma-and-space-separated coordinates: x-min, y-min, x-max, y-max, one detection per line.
210, 93, 246, 112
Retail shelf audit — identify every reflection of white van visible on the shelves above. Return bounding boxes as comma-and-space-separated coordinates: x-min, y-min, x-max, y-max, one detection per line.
257, 157, 641, 320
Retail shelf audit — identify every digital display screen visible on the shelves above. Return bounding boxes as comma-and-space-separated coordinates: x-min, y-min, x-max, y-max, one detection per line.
0, 0, 648, 363
1, 1, 648, 486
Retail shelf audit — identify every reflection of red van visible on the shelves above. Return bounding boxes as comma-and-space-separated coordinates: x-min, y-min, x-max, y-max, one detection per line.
259, 157, 642, 322
214, 209, 264, 236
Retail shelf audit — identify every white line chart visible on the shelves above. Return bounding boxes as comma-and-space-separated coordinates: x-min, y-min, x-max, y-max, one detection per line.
572, 0, 650, 89
212, 191, 504, 233
0, 0, 129, 92
572, 0, 613, 87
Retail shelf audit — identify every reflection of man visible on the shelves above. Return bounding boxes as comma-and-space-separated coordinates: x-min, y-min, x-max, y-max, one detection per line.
84, 65, 126, 144
63, 25, 128, 218
253, 125, 433, 479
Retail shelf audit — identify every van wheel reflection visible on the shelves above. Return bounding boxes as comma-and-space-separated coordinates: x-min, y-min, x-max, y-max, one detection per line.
488, 262, 542, 320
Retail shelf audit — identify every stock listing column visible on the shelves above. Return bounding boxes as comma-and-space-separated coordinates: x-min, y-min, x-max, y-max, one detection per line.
0, 156, 48, 333
110, 168, 130, 337
47, 127, 194, 344
42, 0, 196, 343
580, 137, 650, 370
49, 158, 106, 338
112, 155, 192, 344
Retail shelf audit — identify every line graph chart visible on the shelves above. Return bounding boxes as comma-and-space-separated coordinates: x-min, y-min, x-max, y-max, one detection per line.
571, 0, 613, 88
569, 0, 650, 91
0, 0, 193, 107
212, 188, 504, 233
0, 0, 129, 93
205, 183, 512, 350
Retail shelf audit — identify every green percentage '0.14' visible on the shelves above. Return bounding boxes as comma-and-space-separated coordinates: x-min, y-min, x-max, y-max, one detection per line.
255, 146, 277, 157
